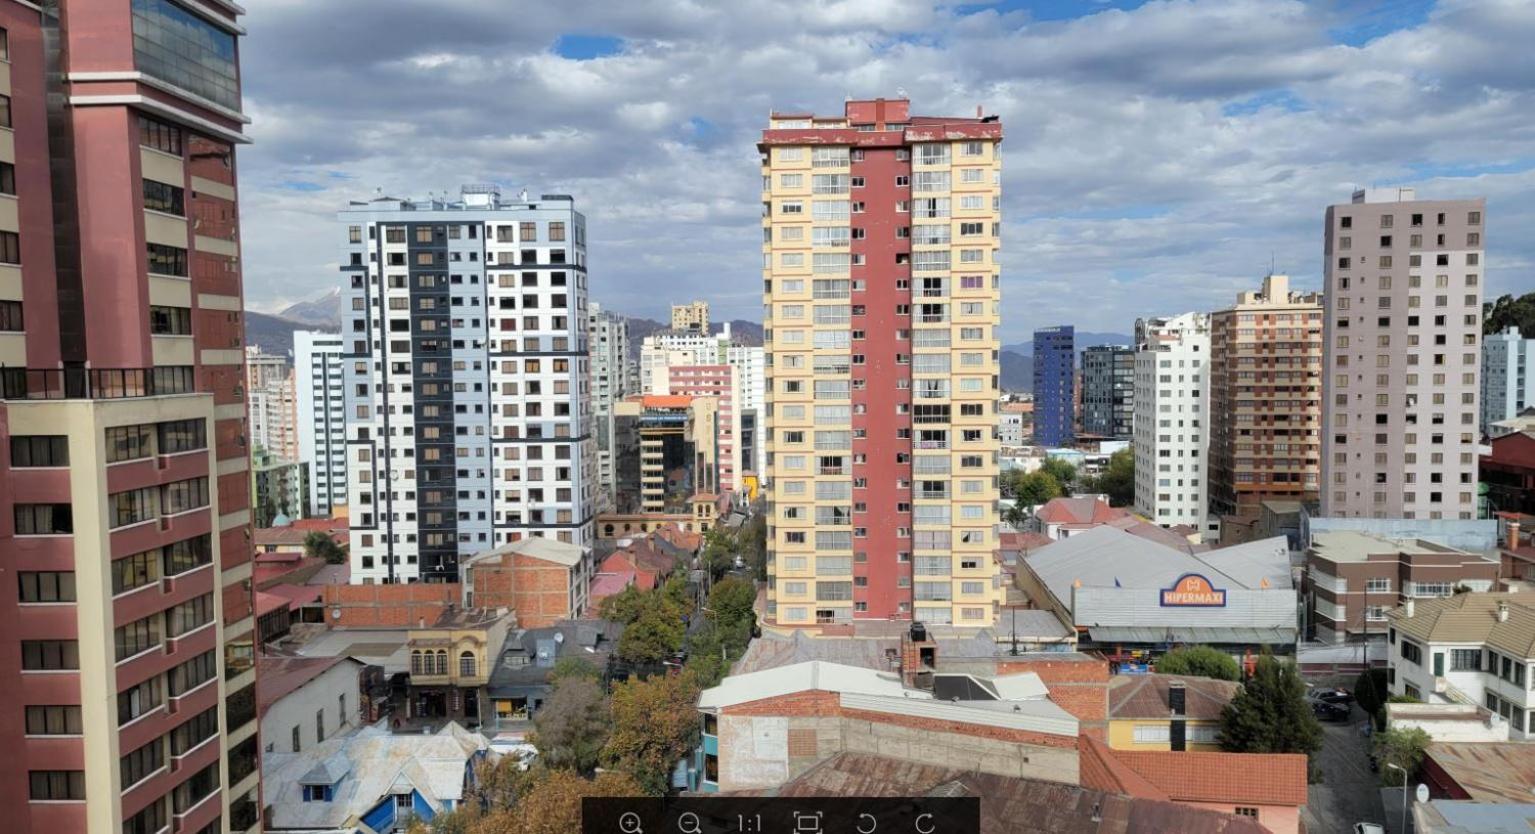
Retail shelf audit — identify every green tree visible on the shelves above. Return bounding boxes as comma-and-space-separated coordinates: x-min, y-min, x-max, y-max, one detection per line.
598, 585, 646, 624
1374, 726, 1430, 787
1003, 500, 1030, 529
1013, 470, 1064, 507
617, 596, 687, 665
1040, 458, 1078, 494
1086, 448, 1134, 506
1155, 645, 1241, 681
699, 527, 737, 580
303, 530, 348, 565
1484, 292, 1535, 337
603, 672, 703, 794
707, 578, 756, 630
549, 656, 601, 684
1353, 668, 1390, 728
1218, 654, 1324, 777
530, 678, 610, 774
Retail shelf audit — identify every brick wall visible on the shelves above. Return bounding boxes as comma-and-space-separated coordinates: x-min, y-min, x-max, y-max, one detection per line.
997, 656, 1110, 732
321, 583, 458, 627
468, 551, 574, 628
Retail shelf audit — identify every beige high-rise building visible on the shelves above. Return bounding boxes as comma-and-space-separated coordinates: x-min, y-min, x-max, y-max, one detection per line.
1321, 188, 1486, 520
760, 97, 1004, 627
1209, 275, 1324, 520
671, 300, 710, 333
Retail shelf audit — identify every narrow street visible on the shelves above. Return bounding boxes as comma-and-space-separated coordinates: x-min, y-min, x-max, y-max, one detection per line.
1303, 706, 1386, 833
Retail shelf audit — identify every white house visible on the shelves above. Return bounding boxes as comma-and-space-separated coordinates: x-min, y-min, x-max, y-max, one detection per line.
258, 656, 366, 755
1386, 593, 1535, 740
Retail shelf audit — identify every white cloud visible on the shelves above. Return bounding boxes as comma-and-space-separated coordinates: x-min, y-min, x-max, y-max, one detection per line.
236, 0, 1535, 339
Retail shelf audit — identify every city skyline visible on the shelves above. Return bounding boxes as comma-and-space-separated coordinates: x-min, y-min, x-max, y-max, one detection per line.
237, 1, 1535, 343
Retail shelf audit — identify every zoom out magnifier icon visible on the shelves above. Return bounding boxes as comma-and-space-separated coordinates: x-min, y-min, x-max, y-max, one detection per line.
677, 811, 702, 834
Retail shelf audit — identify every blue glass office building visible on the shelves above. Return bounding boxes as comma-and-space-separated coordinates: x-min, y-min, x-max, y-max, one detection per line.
1032, 325, 1075, 446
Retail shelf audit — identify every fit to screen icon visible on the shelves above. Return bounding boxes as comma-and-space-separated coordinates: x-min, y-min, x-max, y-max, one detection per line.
619, 812, 644, 834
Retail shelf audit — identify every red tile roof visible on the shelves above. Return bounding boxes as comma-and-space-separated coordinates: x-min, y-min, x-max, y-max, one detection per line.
1036, 497, 1129, 526
1108, 674, 1240, 721
1078, 735, 1169, 800
1092, 736, 1309, 807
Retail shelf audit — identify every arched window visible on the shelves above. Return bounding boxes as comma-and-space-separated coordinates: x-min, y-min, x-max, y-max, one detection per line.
459, 651, 476, 678
410, 650, 423, 675
435, 650, 448, 675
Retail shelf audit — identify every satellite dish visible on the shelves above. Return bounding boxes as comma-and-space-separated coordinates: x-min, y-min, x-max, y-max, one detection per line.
554, 632, 565, 644
1415, 784, 1429, 804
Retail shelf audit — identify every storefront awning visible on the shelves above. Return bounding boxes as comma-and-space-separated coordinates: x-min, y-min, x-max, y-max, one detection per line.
1086, 626, 1296, 645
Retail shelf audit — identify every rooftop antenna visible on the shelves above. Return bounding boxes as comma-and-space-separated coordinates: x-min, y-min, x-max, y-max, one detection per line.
896, 86, 907, 99
1270, 251, 1276, 276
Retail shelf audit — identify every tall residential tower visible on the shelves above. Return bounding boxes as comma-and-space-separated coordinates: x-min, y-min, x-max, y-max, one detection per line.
294, 331, 347, 517
1208, 275, 1323, 519
0, 2, 262, 832
760, 97, 1004, 627
1133, 312, 1211, 530
1320, 188, 1485, 520
339, 187, 596, 583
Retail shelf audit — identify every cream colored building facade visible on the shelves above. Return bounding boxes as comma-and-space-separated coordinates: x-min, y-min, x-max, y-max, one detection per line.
760, 98, 1005, 627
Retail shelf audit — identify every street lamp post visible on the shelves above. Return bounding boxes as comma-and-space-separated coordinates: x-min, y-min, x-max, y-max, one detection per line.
1386, 763, 1407, 834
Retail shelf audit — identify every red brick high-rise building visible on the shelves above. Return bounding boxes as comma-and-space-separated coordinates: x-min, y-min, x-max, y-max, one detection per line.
760, 98, 1004, 627
0, 2, 259, 832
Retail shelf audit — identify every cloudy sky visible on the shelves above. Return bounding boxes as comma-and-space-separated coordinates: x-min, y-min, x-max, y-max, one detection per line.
238, 0, 1535, 344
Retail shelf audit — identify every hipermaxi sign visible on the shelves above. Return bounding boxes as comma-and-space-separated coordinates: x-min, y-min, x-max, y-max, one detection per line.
1159, 573, 1228, 607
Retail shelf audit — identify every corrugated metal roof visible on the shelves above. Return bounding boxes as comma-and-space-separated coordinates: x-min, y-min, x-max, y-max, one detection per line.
1427, 742, 1535, 803
1087, 626, 1295, 644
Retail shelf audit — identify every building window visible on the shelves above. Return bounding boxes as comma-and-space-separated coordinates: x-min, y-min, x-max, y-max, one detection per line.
0, 299, 20, 331
29, 770, 85, 801
149, 305, 193, 335
0, 161, 14, 196
0, 230, 19, 264
1450, 649, 1481, 671
21, 640, 78, 670
138, 114, 184, 155
117, 677, 162, 725
18, 571, 76, 603
14, 503, 72, 535
0, 94, 10, 129
1132, 725, 1170, 743
1234, 808, 1259, 819
146, 243, 188, 276
121, 738, 165, 788
142, 179, 185, 215
10, 436, 68, 467
24, 706, 83, 736
131, 0, 240, 109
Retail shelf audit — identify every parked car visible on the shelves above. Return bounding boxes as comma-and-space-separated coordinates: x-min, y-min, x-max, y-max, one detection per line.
1312, 700, 1351, 722
1307, 686, 1355, 706
1354, 824, 1385, 834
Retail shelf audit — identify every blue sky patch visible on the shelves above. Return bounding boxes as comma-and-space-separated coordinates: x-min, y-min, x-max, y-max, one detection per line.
953, 0, 1153, 22
554, 34, 623, 60
278, 180, 326, 192
1223, 90, 1309, 117
1328, 0, 1434, 46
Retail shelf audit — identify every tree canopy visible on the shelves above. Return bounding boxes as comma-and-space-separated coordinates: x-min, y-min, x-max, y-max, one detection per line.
1218, 654, 1324, 778
1039, 458, 1078, 494
304, 530, 348, 565
1484, 292, 1535, 337
1155, 645, 1241, 681
603, 672, 703, 794
1373, 726, 1430, 787
1084, 448, 1134, 507
530, 678, 610, 774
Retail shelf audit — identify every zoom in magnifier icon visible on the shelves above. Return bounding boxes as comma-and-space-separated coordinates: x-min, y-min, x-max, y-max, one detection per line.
677, 811, 702, 834
619, 812, 644, 834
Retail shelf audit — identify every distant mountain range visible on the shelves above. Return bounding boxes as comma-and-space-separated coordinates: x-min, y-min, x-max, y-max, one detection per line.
245, 288, 342, 356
